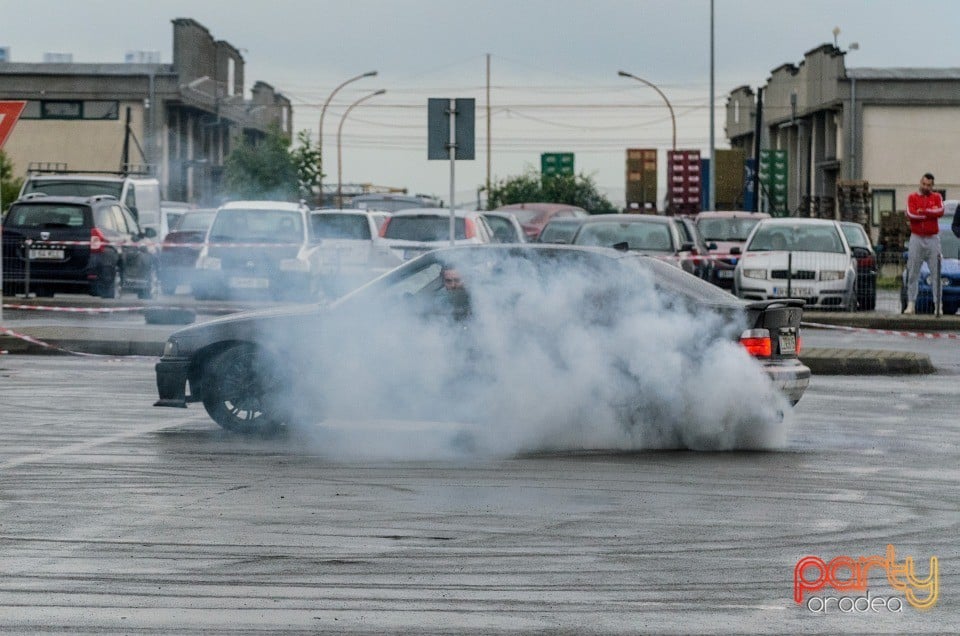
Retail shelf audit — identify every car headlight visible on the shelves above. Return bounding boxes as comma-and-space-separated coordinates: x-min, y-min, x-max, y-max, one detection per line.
200, 256, 221, 270
925, 275, 951, 287
162, 339, 179, 357
280, 258, 311, 272
819, 270, 844, 281
742, 268, 767, 280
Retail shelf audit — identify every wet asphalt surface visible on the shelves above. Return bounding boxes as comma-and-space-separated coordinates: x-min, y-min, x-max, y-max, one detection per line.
0, 352, 956, 634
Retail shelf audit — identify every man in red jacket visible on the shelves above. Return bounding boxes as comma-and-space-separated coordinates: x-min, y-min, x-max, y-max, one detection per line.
904, 172, 945, 315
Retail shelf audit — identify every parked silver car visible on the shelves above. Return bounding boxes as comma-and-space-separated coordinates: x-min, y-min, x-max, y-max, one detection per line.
379, 208, 494, 261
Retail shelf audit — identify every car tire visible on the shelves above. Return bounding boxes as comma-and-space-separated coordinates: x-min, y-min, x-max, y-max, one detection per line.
138, 266, 160, 300
98, 267, 123, 299
860, 284, 876, 311
201, 345, 284, 435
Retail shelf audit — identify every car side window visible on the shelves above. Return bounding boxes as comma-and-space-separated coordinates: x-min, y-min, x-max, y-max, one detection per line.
95, 206, 119, 232
110, 205, 131, 234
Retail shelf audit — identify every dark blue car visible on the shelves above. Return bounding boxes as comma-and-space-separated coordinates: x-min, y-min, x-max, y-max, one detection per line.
900, 219, 960, 314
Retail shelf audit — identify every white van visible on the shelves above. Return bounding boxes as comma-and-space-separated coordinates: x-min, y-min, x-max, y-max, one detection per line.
19, 171, 164, 236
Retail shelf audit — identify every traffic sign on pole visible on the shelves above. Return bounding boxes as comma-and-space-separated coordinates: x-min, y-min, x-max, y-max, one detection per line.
0, 101, 26, 148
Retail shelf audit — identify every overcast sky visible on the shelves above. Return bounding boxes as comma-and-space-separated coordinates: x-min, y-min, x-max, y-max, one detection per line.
3, 1, 957, 206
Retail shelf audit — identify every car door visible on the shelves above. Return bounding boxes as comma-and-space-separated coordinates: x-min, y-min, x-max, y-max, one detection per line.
114, 204, 151, 284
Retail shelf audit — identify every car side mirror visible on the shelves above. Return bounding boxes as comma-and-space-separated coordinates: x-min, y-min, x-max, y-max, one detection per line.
142, 227, 157, 239
680, 242, 694, 252
851, 246, 870, 258
707, 241, 718, 250
730, 246, 742, 255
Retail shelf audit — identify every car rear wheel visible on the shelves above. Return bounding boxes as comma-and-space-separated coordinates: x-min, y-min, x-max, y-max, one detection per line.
138, 266, 160, 300
201, 345, 284, 435
97, 268, 122, 299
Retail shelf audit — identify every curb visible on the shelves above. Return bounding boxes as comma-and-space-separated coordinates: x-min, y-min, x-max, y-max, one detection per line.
800, 347, 934, 375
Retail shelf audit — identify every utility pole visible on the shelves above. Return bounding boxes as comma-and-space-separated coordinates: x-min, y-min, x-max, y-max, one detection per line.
486, 53, 491, 210
752, 87, 764, 212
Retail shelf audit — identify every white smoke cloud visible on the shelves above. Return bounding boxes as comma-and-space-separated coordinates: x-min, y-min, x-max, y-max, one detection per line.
275, 254, 791, 459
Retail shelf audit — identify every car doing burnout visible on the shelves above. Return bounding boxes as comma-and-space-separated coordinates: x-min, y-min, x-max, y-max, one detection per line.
155, 244, 810, 444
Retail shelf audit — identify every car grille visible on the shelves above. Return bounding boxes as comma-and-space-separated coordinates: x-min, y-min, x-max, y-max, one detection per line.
770, 270, 816, 280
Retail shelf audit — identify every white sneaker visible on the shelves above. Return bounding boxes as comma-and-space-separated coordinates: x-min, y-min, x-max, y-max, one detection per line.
935, 306, 943, 317
904, 301, 915, 315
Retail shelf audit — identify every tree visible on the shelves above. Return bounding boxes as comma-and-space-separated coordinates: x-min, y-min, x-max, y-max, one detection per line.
223, 124, 299, 201
0, 150, 24, 216
290, 129, 322, 204
486, 169, 617, 214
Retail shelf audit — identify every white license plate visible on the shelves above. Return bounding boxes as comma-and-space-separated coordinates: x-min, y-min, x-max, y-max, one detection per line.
229, 277, 270, 289
779, 333, 796, 354
772, 286, 812, 297
29, 249, 65, 260
717, 270, 733, 278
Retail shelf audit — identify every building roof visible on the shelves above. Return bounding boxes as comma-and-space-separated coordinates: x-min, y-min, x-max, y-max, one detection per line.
846, 67, 960, 80
0, 62, 176, 76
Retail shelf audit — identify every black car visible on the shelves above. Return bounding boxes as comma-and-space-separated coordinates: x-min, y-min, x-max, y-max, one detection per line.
2, 194, 159, 299
155, 244, 810, 445
839, 221, 877, 311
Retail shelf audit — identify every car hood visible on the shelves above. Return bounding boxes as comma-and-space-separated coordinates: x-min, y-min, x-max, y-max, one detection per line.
168, 303, 324, 352
919, 257, 960, 277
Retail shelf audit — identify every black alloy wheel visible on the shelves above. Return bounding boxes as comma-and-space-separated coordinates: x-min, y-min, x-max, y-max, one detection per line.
201, 345, 283, 435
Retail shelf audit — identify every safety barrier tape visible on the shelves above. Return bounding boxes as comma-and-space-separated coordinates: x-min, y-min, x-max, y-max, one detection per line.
2, 303, 144, 313
801, 320, 960, 340
0, 326, 98, 356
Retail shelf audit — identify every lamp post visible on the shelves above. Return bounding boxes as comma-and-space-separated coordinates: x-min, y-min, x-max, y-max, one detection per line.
617, 70, 676, 151
318, 70, 377, 206
337, 89, 386, 208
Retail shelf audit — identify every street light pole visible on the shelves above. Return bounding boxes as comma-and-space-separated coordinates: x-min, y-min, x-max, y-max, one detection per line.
318, 70, 377, 206
337, 89, 386, 208
618, 70, 676, 151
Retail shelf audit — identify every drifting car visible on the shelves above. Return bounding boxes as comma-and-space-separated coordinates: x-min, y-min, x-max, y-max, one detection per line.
155, 244, 810, 443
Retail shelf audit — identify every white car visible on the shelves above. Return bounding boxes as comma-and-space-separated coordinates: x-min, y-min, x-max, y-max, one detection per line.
733, 218, 857, 311
379, 208, 494, 261
310, 209, 402, 297
193, 200, 320, 301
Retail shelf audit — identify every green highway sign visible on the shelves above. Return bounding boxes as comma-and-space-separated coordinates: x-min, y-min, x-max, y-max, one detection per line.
541, 152, 574, 177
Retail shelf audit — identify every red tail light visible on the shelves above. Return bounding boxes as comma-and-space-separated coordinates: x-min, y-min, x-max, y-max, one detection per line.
740, 328, 772, 357
378, 218, 391, 237
90, 228, 108, 253
464, 217, 476, 239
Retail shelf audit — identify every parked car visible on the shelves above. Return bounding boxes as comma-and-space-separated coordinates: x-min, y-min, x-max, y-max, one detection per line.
839, 221, 878, 310
568, 214, 703, 277
695, 211, 771, 290
734, 218, 858, 311
159, 208, 217, 295
2, 194, 159, 299
899, 218, 960, 314
310, 209, 402, 297
349, 193, 440, 212
192, 200, 318, 301
494, 203, 588, 240
673, 215, 715, 282
160, 200, 195, 239
154, 244, 810, 436
378, 208, 494, 261
482, 211, 526, 243
536, 217, 587, 244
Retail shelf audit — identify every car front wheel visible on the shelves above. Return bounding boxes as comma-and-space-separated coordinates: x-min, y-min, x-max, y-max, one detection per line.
201, 345, 284, 435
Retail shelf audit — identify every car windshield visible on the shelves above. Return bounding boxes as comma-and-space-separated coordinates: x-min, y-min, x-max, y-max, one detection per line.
5, 203, 87, 228
538, 221, 582, 244
311, 214, 372, 240
384, 215, 466, 241
747, 224, 844, 253
176, 211, 216, 232
22, 179, 122, 199
505, 209, 544, 224
574, 221, 673, 251
697, 217, 762, 241
840, 224, 870, 249
942, 223, 960, 259
208, 209, 304, 243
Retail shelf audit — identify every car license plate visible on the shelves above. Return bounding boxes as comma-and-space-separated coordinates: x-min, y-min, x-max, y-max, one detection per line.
718, 270, 733, 278
772, 286, 812, 297
779, 333, 797, 355
229, 277, 269, 289
29, 248, 65, 260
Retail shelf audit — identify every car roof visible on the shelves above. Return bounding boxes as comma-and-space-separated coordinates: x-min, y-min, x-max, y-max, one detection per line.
759, 217, 840, 227
579, 213, 671, 224
695, 210, 770, 219
495, 202, 586, 213
390, 207, 479, 217
13, 194, 115, 205
219, 200, 306, 212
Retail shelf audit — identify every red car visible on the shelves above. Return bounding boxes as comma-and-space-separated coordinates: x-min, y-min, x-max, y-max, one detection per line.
494, 203, 588, 240
159, 208, 216, 295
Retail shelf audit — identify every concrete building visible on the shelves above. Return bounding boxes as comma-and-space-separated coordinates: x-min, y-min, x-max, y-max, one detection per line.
726, 44, 960, 243
0, 18, 292, 205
